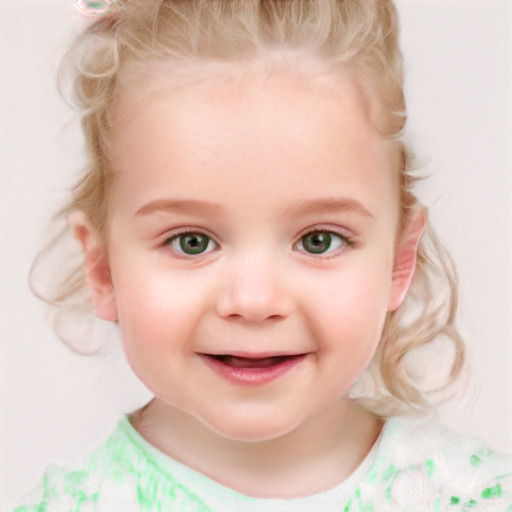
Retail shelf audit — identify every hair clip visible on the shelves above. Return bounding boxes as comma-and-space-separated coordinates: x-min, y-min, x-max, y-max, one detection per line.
75, 0, 118, 16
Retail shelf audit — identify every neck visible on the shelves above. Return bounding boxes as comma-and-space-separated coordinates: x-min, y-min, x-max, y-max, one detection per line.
131, 398, 382, 498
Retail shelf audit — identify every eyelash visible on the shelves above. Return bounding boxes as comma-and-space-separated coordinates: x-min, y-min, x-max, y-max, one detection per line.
163, 229, 219, 257
293, 227, 355, 258
162, 226, 355, 258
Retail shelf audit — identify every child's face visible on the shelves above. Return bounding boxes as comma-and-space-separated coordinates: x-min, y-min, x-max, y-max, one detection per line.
83, 64, 417, 441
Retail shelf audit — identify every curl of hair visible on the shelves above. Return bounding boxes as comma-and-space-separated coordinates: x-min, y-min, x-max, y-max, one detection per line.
31, 0, 465, 416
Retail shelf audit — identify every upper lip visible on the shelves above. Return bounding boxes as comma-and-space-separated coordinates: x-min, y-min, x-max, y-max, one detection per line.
198, 352, 309, 359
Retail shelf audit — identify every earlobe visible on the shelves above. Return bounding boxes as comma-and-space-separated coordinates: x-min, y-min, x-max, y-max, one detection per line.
388, 206, 427, 311
69, 211, 118, 322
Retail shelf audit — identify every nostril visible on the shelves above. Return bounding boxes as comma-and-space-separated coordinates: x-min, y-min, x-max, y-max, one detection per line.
222, 312, 287, 323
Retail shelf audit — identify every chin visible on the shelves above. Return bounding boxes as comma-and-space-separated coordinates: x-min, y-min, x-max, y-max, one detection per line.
199, 406, 305, 443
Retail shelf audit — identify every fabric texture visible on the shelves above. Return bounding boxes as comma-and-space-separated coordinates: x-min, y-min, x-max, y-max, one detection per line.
13, 416, 512, 512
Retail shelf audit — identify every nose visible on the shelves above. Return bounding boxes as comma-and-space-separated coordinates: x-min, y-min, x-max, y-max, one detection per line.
215, 254, 294, 323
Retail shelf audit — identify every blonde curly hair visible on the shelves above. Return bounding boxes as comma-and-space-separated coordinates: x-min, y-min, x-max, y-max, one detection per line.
32, 0, 465, 417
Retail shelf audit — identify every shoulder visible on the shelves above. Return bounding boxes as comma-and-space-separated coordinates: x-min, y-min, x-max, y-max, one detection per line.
365, 416, 512, 511
12, 417, 210, 512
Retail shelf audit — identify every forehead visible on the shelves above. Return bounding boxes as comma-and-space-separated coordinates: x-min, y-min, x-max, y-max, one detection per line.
109, 58, 399, 218
115, 56, 372, 129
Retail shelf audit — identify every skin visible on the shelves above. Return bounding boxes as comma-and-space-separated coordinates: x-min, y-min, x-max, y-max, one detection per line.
71, 61, 425, 498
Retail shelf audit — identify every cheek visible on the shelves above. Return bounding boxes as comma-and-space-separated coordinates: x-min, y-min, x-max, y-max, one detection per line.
109, 258, 212, 361
109, 266, 212, 403
306, 259, 393, 353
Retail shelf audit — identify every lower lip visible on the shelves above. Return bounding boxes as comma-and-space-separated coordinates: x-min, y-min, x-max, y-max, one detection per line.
199, 355, 307, 386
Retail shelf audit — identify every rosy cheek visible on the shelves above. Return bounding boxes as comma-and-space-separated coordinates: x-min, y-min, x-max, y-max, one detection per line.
316, 269, 389, 335
114, 271, 202, 349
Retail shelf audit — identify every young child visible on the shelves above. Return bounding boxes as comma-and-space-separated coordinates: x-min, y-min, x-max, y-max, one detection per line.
13, 0, 512, 510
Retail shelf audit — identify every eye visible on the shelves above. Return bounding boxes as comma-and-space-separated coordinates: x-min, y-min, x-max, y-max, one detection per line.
294, 229, 351, 256
165, 231, 218, 256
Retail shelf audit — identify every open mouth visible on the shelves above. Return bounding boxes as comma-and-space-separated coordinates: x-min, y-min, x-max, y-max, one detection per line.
206, 354, 304, 369
199, 353, 308, 386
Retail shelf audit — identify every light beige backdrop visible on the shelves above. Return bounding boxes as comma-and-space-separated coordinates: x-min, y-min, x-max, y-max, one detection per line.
1, 0, 511, 508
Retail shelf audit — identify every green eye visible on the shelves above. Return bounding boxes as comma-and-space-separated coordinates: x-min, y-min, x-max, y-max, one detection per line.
297, 230, 347, 255
168, 232, 217, 256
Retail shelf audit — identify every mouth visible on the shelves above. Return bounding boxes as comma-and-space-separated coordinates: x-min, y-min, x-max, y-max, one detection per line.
204, 354, 305, 369
198, 353, 308, 386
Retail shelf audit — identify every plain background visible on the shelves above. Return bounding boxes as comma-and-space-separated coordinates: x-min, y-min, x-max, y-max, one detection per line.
1, 0, 511, 508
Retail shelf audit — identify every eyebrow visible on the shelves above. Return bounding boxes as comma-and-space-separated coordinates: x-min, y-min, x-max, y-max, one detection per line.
135, 197, 373, 219
135, 199, 223, 216
281, 197, 374, 219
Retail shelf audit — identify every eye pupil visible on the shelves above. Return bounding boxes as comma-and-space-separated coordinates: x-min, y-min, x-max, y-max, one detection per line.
179, 234, 209, 254
302, 231, 331, 253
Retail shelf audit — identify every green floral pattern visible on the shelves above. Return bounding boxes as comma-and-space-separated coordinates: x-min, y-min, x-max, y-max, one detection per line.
13, 417, 512, 511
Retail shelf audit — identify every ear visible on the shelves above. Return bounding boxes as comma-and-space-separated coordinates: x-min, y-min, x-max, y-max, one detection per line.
69, 211, 118, 322
388, 206, 427, 311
